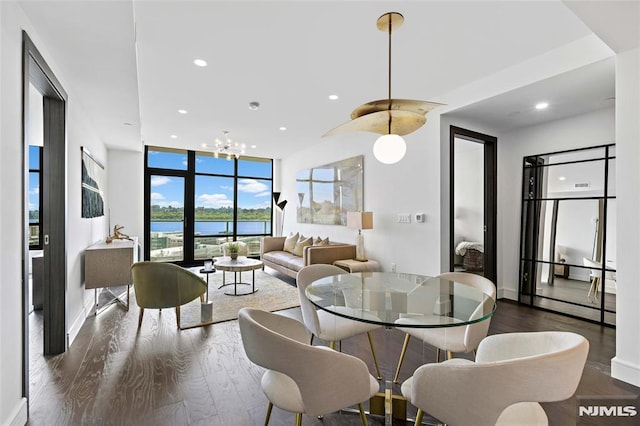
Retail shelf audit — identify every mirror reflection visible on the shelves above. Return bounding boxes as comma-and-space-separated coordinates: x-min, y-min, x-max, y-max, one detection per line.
519, 145, 616, 325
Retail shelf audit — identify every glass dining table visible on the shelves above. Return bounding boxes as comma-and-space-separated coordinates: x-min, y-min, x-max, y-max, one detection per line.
305, 271, 496, 425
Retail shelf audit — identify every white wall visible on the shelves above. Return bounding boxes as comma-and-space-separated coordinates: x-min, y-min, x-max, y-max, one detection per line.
107, 149, 144, 254
497, 107, 614, 300
280, 120, 443, 276
611, 47, 640, 387
1, 3, 109, 425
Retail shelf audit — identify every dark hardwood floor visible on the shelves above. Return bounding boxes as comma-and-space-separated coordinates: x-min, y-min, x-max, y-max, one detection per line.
27, 277, 639, 426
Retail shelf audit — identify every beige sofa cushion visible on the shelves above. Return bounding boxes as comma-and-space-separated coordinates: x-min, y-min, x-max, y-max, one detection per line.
293, 236, 312, 256
314, 236, 330, 246
283, 232, 299, 254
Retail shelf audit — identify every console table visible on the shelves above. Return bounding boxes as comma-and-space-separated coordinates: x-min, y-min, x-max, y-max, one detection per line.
85, 237, 138, 314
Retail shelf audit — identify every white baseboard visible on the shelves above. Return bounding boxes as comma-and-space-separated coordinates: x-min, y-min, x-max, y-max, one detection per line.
498, 288, 518, 301
612, 356, 640, 388
5, 397, 27, 426
67, 295, 95, 348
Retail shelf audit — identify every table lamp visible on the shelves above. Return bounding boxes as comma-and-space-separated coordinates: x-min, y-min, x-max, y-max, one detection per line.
347, 211, 373, 262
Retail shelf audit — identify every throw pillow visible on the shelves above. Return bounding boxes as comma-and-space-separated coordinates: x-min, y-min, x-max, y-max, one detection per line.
293, 236, 313, 256
315, 236, 330, 246
283, 232, 299, 254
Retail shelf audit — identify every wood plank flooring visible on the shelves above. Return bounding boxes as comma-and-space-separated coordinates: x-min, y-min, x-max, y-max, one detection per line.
27, 273, 639, 425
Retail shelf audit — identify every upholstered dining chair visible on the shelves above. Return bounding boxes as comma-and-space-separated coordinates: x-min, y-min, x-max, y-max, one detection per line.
296, 264, 382, 379
401, 331, 589, 426
238, 308, 379, 426
393, 271, 496, 383
131, 262, 207, 329
583, 257, 616, 302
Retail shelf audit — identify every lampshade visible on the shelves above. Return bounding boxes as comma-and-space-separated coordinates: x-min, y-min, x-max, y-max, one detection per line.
276, 200, 288, 210
374, 134, 406, 164
347, 211, 373, 231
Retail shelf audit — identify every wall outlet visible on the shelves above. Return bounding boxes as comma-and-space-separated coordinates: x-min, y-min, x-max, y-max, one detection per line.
398, 213, 411, 223
391, 263, 397, 272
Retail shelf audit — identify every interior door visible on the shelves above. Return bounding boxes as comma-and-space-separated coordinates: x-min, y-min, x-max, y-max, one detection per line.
450, 126, 497, 283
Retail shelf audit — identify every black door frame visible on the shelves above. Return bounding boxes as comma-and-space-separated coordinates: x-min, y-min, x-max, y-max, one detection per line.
449, 126, 497, 284
22, 31, 68, 405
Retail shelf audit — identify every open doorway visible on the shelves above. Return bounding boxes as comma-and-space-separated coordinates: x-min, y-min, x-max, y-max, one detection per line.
22, 32, 68, 407
449, 126, 497, 283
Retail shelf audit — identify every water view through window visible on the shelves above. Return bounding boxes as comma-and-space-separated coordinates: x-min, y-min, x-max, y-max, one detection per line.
146, 147, 272, 263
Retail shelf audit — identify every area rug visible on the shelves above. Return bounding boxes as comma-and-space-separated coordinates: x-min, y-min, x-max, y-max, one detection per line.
178, 268, 299, 329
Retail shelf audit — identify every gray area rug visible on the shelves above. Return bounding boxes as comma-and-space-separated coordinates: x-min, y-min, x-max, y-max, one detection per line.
178, 268, 299, 329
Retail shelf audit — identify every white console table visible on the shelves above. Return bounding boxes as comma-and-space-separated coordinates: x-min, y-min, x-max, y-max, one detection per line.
85, 237, 138, 314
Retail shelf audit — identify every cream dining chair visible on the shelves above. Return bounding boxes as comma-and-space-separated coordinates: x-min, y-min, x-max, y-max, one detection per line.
401, 331, 589, 426
238, 308, 379, 426
393, 271, 496, 383
296, 264, 382, 379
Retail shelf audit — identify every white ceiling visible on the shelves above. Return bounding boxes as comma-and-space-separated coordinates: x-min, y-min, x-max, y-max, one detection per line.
17, 1, 638, 159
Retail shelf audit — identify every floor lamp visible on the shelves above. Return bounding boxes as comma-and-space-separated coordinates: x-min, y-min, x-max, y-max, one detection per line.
273, 192, 288, 236
347, 211, 373, 261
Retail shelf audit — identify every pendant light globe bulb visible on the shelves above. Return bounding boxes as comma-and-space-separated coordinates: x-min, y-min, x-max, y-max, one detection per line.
373, 134, 406, 164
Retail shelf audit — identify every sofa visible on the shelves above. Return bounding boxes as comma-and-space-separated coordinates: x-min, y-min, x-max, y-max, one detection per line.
261, 235, 356, 279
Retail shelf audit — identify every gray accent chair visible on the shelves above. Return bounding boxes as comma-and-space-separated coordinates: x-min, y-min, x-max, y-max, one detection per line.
131, 262, 206, 329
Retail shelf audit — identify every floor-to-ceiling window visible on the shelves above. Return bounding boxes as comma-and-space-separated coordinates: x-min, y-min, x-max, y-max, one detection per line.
144, 146, 272, 264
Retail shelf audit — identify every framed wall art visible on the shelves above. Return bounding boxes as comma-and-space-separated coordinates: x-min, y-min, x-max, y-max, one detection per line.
296, 155, 364, 225
81, 146, 105, 218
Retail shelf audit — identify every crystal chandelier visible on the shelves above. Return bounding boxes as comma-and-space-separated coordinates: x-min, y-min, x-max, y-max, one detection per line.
203, 131, 246, 160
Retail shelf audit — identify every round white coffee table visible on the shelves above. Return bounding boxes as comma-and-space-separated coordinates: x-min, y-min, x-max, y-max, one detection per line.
213, 256, 263, 296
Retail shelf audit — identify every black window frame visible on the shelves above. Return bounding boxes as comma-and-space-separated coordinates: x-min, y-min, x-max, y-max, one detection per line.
144, 146, 274, 266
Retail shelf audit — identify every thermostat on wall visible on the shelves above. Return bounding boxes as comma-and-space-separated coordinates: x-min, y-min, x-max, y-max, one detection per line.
415, 213, 425, 223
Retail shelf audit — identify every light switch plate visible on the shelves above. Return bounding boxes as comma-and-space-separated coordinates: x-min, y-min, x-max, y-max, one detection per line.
398, 213, 411, 223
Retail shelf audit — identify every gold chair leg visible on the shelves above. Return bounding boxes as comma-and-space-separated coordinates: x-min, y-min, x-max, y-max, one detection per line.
358, 403, 368, 426
473, 348, 477, 359
137, 307, 144, 328
310, 334, 314, 345
367, 332, 382, 380
447, 350, 453, 360
295, 412, 303, 426
329, 341, 336, 350
414, 408, 424, 426
436, 348, 441, 362
176, 306, 181, 329
393, 334, 411, 383
264, 402, 273, 426
200, 294, 204, 303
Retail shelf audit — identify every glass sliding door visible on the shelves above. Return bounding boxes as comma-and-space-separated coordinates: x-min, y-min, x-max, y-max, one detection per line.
149, 175, 185, 262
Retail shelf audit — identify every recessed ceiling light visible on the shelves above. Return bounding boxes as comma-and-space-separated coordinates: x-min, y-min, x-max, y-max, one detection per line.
535, 102, 549, 110
279, 126, 287, 131
328, 94, 339, 100
193, 59, 208, 67
248, 101, 260, 110
178, 109, 187, 114
170, 135, 177, 139
251, 145, 257, 149
559, 176, 566, 181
